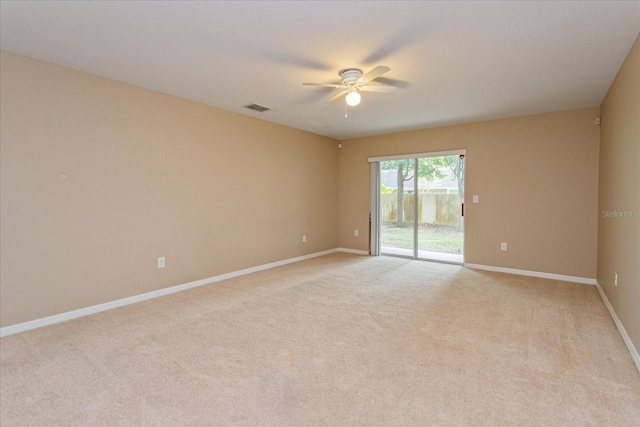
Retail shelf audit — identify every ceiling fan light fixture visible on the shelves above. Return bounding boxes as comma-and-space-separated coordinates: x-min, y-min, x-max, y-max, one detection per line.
303, 65, 393, 109
346, 89, 361, 106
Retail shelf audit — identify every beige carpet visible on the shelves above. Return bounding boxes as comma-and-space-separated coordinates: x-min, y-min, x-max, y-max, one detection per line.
1, 253, 638, 426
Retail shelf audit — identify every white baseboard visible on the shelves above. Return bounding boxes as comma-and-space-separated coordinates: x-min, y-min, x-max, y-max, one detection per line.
0, 248, 341, 338
338, 247, 369, 255
595, 281, 640, 373
464, 263, 596, 285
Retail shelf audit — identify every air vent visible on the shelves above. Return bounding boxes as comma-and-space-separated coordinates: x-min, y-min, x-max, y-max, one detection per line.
244, 103, 272, 112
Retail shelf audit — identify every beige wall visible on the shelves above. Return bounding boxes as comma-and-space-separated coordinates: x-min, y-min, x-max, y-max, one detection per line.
598, 35, 640, 352
0, 51, 339, 327
339, 108, 601, 279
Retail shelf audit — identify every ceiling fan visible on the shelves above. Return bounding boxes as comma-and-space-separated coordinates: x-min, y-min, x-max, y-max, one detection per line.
303, 65, 396, 107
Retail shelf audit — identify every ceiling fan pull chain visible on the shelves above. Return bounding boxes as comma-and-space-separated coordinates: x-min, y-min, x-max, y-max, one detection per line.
345, 103, 348, 118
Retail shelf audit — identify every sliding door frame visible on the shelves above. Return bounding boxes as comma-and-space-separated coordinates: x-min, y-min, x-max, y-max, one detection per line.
369, 149, 466, 263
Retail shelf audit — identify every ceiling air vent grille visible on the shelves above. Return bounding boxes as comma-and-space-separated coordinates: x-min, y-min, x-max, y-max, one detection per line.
244, 103, 272, 112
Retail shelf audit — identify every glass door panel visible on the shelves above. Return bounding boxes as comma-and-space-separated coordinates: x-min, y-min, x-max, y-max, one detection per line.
379, 159, 415, 257
416, 155, 464, 263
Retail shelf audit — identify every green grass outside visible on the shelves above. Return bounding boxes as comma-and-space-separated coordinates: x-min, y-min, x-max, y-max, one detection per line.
381, 223, 463, 254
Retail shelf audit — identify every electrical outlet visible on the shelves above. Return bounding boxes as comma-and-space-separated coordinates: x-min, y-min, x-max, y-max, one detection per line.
614, 272, 618, 287
473, 195, 479, 203
302, 234, 306, 243
354, 229, 359, 237
500, 242, 507, 251
157, 257, 165, 268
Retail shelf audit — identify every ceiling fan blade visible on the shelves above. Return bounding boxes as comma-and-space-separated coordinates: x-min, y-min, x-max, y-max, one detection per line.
360, 85, 396, 93
326, 90, 349, 103
303, 83, 343, 88
358, 65, 390, 84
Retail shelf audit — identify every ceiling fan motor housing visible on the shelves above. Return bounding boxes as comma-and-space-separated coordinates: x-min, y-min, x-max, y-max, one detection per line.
339, 68, 363, 86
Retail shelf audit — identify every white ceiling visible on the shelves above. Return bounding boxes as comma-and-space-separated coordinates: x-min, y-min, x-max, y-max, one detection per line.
1, 1, 639, 140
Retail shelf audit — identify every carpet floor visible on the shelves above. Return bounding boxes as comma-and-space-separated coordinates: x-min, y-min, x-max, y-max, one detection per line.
1, 253, 639, 426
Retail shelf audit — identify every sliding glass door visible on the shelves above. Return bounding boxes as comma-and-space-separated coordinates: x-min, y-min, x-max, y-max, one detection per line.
377, 152, 465, 264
